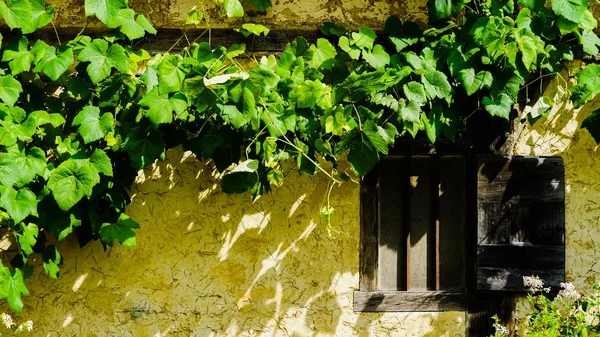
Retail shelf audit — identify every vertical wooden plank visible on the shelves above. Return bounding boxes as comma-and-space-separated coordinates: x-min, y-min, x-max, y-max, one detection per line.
531, 203, 565, 245
408, 156, 435, 291
510, 204, 531, 243
360, 168, 378, 292
378, 156, 407, 290
438, 156, 465, 291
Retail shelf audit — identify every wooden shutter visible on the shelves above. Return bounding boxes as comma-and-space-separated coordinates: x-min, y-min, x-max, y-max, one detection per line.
476, 156, 565, 291
377, 155, 465, 292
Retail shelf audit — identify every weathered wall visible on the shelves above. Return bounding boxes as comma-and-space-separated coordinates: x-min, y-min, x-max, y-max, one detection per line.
9, 152, 464, 336
47, 0, 429, 30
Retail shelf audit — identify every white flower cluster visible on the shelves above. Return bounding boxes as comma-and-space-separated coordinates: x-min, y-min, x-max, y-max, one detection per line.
493, 323, 510, 336
557, 282, 581, 301
1, 313, 13, 329
523, 276, 544, 290
0, 313, 33, 333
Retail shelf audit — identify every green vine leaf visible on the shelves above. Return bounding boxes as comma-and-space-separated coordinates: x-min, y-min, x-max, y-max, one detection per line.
84, 0, 127, 27
0, 186, 38, 224
0, 267, 29, 312
351, 26, 376, 50
403, 82, 427, 104
78, 39, 128, 84
459, 68, 493, 96
0, 146, 46, 187
122, 126, 165, 169
483, 93, 513, 119
551, 0, 590, 24
89, 149, 113, 177
363, 44, 391, 70
42, 245, 61, 279
2, 37, 34, 75
580, 30, 600, 55
72, 106, 115, 144
422, 70, 452, 100
32, 43, 74, 81
157, 54, 187, 93
0, 0, 55, 34
222, 159, 259, 194
0, 76, 22, 106
427, 0, 464, 21
99, 213, 140, 247
223, 0, 244, 18
139, 89, 188, 126
48, 159, 99, 211
291, 79, 325, 108
16, 223, 38, 256
310, 38, 337, 68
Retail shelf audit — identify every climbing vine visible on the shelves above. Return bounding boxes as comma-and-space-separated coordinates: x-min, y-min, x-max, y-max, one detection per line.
0, 0, 598, 312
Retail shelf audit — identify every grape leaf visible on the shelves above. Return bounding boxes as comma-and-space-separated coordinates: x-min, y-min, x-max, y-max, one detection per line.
78, 39, 128, 83
218, 104, 249, 129
427, 0, 464, 21
222, 159, 259, 194
422, 70, 452, 99
403, 82, 427, 104
351, 26, 376, 50
16, 223, 38, 255
0, 266, 29, 312
0, 0, 55, 34
338, 128, 379, 176
186, 6, 203, 25
72, 106, 114, 144
122, 126, 166, 169
33, 44, 74, 81
89, 149, 113, 177
139, 89, 188, 126
224, 0, 244, 17
291, 79, 325, 108
552, 0, 589, 24
363, 44, 391, 70
0, 146, 46, 187
459, 68, 493, 96
483, 93, 513, 119
48, 159, 99, 211
84, 0, 127, 27
581, 30, 600, 55
42, 245, 61, 279
310, 38, 337, 68
99, 213, 140, 247
0, 186, 38, 224
2, 37, 34, 75
157, 54, 187, 93
0, 76, 22, 106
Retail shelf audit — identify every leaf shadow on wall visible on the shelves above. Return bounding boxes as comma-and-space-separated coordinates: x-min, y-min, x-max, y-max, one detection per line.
10, 147, 464, 337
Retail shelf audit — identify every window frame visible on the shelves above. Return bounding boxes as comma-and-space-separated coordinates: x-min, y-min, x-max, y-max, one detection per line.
354, 145, 471, 313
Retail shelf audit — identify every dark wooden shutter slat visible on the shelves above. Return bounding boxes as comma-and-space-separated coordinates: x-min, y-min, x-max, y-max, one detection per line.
476, 156, 565, 292
359, 169, 379, 292
408, 156, 435, 291
378, 156, 407, 290
438, 156, 465, 291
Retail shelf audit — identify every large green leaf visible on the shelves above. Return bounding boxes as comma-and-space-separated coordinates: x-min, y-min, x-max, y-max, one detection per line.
223, 0, 244, 17
157, 54, 187, 93
78, 39, 128, 83
0, 186, 38, 224
114, 8, 155, 39
218, 104, 249, 129
291, 79, 325, 108
427, 0, 464, 21
458, 68, 493, 96
72, 106, 114, 144
0, 146, 46, 187
338, 128, 379, 176
222, 159, 259, 194
483, 93, 513, 119
16, 222, 38, 255
0, 266, 29, 312
32, 44, 74, 81
42, 245, 61, 279
122, 126, 166, 169
139, 89, 188, 126
363, 45, 391, 70
99, 213, 140, 247
351, 26, 376, 50
422, 70, 452, 100
580, 30, 600, 55
2, 37, 34, 75
310, 38, 337, 69
403, 82, 427, 104
48, 159, 99, 211
0, 0, 55, 34
0, 76, 22, 106
551, 0, 590, 24
84, 0, 127, 27
89, 149, 113, 177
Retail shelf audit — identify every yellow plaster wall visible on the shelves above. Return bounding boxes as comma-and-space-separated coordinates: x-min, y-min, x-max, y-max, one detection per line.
8, 150, 464, 336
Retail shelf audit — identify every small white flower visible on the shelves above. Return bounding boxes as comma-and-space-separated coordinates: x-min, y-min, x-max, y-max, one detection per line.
558, 282, 581, 301
523, 276, 544, 290
1, 313, 14, 328
493, 323, 510, 336
26, 320, 33, 331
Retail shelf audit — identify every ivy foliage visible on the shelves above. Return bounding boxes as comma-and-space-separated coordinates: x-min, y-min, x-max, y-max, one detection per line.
0, 0, 597, 312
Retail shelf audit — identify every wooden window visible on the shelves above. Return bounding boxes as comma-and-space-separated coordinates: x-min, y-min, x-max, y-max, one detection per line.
354, 155, 467, 312
476, 156, 565, 291
355, 154, 566, 312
